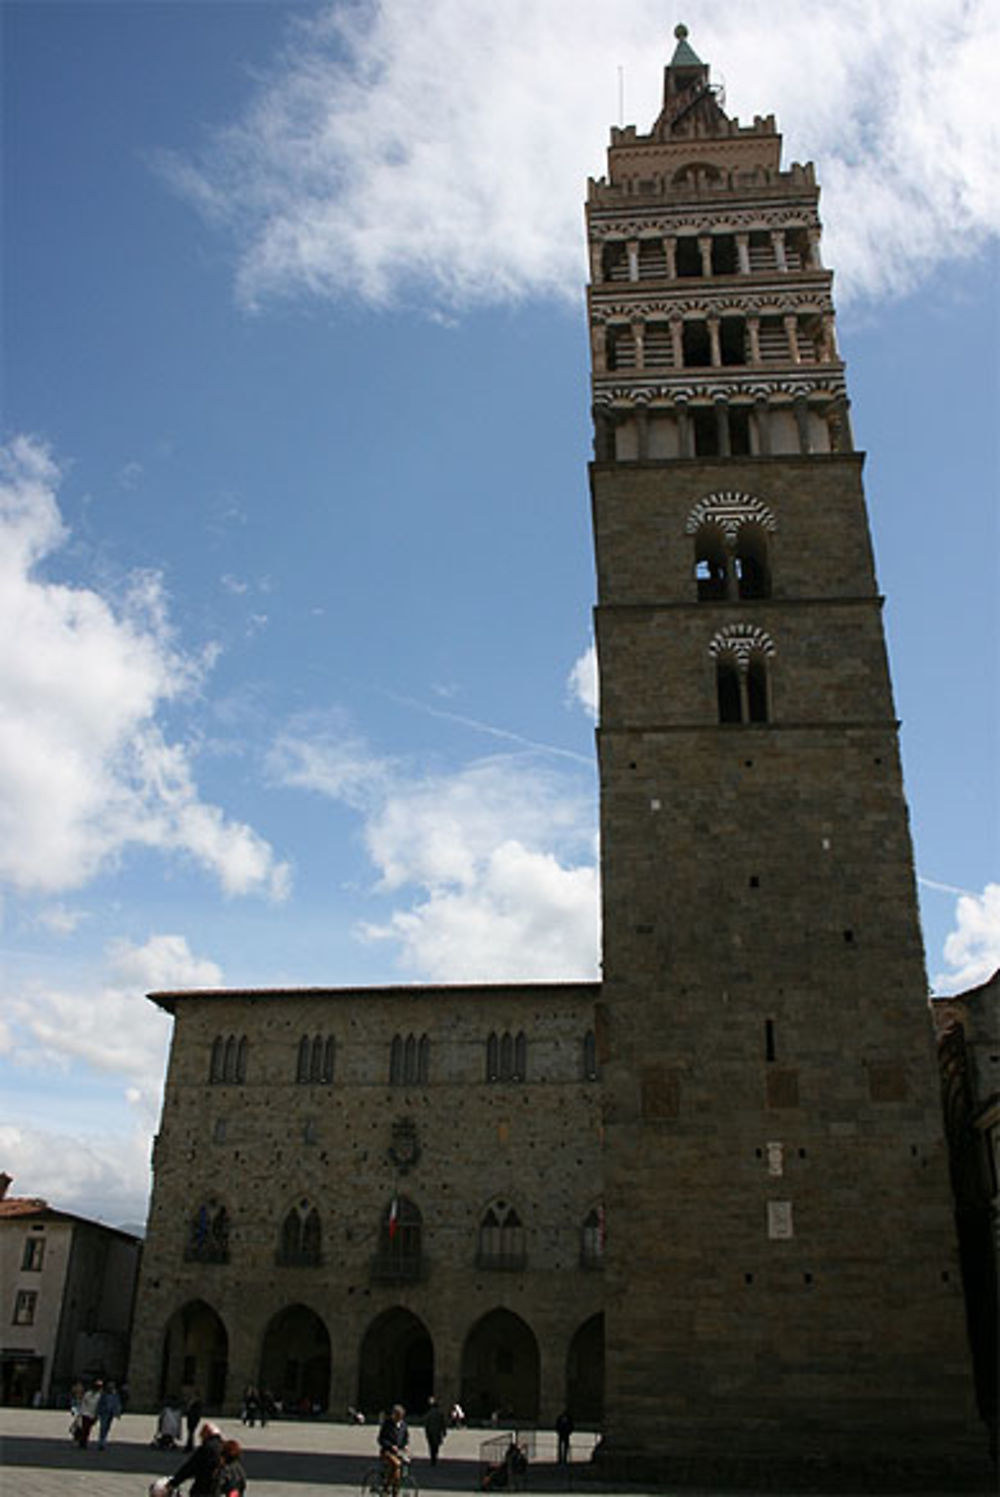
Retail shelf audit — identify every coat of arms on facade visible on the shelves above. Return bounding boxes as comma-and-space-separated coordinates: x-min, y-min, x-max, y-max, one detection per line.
387, 1116, 421, 1174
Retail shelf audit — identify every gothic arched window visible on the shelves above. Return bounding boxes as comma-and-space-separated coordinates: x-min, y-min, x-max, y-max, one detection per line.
185, 1199, 230, 1263
211, 1035, 247, 1086
581, 1205, 605, 1269
477, 1199, 526, 1270
278, 1199, 322, 1266
486, 1031, 527, 1082
710, 625, 776, 726
389, 1033, 430, 1086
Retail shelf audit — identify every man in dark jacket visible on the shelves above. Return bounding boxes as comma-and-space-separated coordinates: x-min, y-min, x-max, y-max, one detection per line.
168, 1420, 223, 1494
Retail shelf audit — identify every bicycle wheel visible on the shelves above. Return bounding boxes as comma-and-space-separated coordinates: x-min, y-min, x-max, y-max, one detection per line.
360, 1465, 384, 1497
401, 1468, 419, 1497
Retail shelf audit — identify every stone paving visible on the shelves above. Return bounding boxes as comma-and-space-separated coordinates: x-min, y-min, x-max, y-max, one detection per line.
1, 1409, 993, 1497
0, 1410, 593, 1497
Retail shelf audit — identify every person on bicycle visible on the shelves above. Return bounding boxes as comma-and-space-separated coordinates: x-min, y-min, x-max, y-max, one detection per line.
378, 1404, 409, 1494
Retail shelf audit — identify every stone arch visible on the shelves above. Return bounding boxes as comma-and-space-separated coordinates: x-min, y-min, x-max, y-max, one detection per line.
566, 1313, 604, 1425
687, 493, 776, 602
159, 1299, 228, 1409
710, 624, 775, 724
259, 1303, 331, 1414
460, 1308, 540, 1424
357, 1306, 433, 1418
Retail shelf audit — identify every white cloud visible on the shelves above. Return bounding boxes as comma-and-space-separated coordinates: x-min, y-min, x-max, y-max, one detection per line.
0, 933, 224, 1224
0, 436, 290, 900
934, 882, 1000, 994
567, 643, 599, 721
161, 0, 999, 314
0, 1122, 153, 1228
272, 718, 599, 980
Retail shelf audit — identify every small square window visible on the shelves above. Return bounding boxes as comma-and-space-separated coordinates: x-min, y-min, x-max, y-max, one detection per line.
13, 1290, 37, 1325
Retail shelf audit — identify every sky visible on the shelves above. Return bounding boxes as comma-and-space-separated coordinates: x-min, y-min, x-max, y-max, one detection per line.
1, 0, 997, 1229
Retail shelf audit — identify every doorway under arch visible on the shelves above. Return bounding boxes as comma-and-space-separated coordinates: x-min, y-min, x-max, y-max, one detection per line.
259, 1303, 331, 1414
460, 1308, 540, 1423
566, 1313, 604, 1425
357, 1306, 434, 1418
159, 1300, 228, 1409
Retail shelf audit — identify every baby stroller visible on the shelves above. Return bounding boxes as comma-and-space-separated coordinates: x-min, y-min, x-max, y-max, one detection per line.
151, 1402, 183, 1449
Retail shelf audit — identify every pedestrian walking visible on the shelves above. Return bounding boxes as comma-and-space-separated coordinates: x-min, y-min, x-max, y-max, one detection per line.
424, 1396, 446, 1464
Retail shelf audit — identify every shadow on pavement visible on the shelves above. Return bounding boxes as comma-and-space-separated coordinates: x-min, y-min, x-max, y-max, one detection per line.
0, 1433, 500, 1490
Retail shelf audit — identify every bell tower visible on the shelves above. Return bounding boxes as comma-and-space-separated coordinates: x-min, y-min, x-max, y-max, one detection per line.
588, 27, 984, 1481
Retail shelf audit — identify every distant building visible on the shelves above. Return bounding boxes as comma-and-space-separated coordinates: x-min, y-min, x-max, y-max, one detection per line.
0, 1174, 142, 1407
932, 971, 999, 1455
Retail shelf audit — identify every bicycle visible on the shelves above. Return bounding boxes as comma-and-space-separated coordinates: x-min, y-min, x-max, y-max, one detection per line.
360, 1456, 419, 1497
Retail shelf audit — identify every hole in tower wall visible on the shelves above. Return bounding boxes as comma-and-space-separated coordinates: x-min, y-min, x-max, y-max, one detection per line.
765, 1020, 776, 1063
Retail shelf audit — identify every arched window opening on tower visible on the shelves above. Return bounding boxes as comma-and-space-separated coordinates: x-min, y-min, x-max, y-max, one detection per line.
730, 406, 752, 455
747, 656, 769, 722
784, 227, 812, 270
796, 313, 827, 364
682, 321, 712, 368
675, 235, 702, 277
644, 320, 672, 367
747, 230, 774, 272
716, 657, 743, 723
692, 407, 719, 455
601, 240, 628, 282
714, 651, 772, 725
757, 315, 788, 362
638, 238, 667, 278
720, 316, 747, 366
711, 234, 738, 275
734, 524, 771, 599
606, 325, 636, 372
694, 523, 729, 600
477, 1200, 526, 1270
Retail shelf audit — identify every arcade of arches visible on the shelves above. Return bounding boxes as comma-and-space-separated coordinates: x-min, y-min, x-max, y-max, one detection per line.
158, 1299, 604, 1425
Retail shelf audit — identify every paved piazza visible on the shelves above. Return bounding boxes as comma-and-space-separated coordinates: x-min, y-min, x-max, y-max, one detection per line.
1, 1409, 993, 1497
0, 1409, 594, 1497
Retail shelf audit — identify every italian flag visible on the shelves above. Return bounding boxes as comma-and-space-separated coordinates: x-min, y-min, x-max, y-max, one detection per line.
388, 1196, 399, 1240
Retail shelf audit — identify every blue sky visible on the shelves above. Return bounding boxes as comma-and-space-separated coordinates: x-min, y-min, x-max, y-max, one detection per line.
1, 0, 997, 1226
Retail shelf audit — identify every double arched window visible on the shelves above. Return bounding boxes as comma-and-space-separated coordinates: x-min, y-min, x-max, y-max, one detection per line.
486, 1031, 527, 1082
185, 1199, 230, 1263
687, 492, 776, 603
711, 624, 775, 725
477, 1199, 526, 1271
278, 1199, 322, 1266
296, 1035, 335, 1084
389, 1033, 430, 1087
209, 1035, 248, 1085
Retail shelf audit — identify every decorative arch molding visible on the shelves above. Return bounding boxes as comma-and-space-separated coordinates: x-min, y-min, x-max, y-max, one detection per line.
709, 623, 776, 668
686, 492, 777, 542
589, 206, 820, 241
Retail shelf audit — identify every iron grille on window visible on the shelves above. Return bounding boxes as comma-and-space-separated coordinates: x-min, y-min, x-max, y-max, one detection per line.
370, 1197, 423, 1283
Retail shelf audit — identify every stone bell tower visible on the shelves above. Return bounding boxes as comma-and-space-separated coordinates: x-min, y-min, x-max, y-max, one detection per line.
588, 27, 985, 1483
